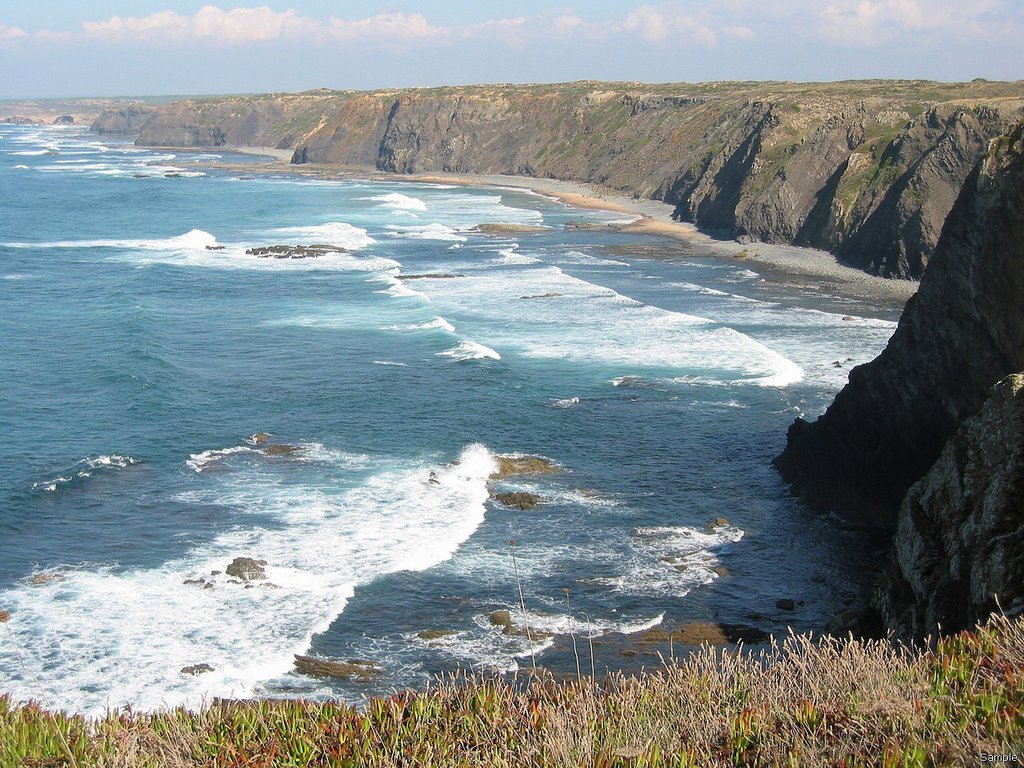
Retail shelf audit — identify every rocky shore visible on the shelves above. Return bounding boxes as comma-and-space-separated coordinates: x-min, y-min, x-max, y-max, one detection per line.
93, 80, 1024, 280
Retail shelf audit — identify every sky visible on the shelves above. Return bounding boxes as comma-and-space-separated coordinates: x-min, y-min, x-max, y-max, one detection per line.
0, 1, 1021, 98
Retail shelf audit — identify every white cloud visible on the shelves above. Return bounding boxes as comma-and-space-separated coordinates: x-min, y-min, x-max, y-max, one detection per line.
0, 24, 28, 40
622, 4, 718, 46
723, 25, 756, 39
817, 0, 1005, 44
326, 13, 446, 43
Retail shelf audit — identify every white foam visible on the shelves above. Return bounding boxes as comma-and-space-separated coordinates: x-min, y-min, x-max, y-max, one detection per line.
372, 360, 409, 367
418, 607, 664, 674
407, 317, 457, 333
362, 192, 428, 211
438, 340, 501, 361
497, 248, 542, 265
14, 164, 29, 169
0, 443, 499, 715
266, 222, 375, 251
187, 445, 258, 473
551, 396, 580, 408
384, 223, 468, 242
616, 524, 744, 597
32, 455, 140, 493
4, 228, 219, 252
403, 264, 803, 387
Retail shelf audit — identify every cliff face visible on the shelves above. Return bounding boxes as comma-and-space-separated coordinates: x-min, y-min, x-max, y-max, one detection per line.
91, 106, 159, 135
93, 81, 1024, 279
774, 120, 1024, 523
877, 374, 1024, 638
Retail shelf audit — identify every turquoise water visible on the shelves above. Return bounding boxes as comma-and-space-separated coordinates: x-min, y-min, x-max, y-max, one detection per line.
0, 124, 898, 714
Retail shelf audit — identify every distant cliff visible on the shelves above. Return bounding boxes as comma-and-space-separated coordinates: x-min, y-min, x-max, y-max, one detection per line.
775, 120, 1024, 524
93, 80, 1024, 279
91, 106, 159, 135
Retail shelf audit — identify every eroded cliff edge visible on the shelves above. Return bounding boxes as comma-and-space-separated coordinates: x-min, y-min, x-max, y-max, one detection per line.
93, 81, 1024, 279
774, 120, 1024, 524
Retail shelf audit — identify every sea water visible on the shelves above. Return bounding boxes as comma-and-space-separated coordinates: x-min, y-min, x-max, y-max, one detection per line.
0, 124, 899, 714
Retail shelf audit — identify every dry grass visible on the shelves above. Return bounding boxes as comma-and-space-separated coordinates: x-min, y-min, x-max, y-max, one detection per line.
3, 614, 1023, 767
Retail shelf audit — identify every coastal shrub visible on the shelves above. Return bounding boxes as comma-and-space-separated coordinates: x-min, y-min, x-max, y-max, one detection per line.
1, 614, 1022, 766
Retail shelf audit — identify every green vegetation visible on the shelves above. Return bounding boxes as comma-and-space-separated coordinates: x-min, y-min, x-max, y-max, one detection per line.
3, 614, 1022, 766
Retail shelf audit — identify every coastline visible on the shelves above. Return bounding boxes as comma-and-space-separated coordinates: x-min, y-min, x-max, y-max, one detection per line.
216, 146, 918, 311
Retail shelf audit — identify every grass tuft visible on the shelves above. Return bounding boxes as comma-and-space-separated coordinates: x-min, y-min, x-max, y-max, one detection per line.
2, 614, 1023, 766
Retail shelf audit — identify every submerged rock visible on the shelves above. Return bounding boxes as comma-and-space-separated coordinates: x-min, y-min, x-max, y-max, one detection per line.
471, 223, 550, 235
490, 455, 559, 480
488, 609, 512, 628
417, 629, 456, 641
293, 655, 381, 681
225, 557, 267, 582
491, 491, 543, 510
181, 663, 214, 676
245, 244, 348, 259
263, 444, 299, 456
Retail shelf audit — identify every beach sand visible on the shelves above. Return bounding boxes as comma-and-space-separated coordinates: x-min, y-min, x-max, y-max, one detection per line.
214, 149, 918, 311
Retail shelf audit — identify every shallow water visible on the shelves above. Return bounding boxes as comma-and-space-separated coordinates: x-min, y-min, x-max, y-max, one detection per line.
0, 125, 898, 714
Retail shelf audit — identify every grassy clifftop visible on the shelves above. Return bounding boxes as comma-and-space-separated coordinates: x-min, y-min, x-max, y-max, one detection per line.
98, 79, 1024, 278
4, 613, 1023, 766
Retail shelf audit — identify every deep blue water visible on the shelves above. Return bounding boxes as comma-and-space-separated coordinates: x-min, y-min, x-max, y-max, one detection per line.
0, 124, 899, 713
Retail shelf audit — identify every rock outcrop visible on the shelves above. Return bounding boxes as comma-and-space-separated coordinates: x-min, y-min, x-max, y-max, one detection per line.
94, 81, 1024, 278
775, 120, 1024, 523
877, 374, 1024, 638
91, 106, 158, 135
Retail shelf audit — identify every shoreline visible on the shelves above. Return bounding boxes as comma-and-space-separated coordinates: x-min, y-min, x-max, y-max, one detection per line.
210, 146, 918, 311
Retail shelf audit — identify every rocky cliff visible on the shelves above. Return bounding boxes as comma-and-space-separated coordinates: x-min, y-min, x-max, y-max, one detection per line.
775, 120, 1024, 523
93, 81, 1024, 279
878, 374, 1024, 638
91, 106, 159, 135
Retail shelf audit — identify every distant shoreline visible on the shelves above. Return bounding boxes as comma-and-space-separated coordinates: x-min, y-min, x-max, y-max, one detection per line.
214, 145, 918, 310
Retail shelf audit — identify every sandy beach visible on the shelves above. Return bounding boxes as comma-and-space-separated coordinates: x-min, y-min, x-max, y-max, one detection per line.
217, 148, 919, 311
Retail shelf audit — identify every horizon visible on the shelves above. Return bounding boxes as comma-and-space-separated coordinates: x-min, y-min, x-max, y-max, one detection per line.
1, 1, 1021, 99
4, 76, 1024, 105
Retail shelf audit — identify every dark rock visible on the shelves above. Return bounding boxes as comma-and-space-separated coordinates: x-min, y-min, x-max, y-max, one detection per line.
417, 629, 456, 641
52, 115, 74, 125
490, 455, 559, 480
249, 432, 271, 445
294, 655, 381, 680
91, 106, 158, 135
245, 245, 347, 259
263, 444, 299, 456
720, 624, 771, 643
877, 374, 1024, 638
225, 557, 267, 582
491, 491, 543, 510
205, 245, 225, 251
488, 610, 512, 628
183, 578, 206, 586
775, 598, 796, 611
471, 223, 549, 234
775, 119, 1024, 525
181, 663, 214, 676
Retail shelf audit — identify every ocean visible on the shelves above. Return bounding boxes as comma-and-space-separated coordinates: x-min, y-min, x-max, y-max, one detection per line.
0, 124, 899, 715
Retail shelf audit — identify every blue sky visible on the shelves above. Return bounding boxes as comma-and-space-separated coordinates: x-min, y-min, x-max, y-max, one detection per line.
1, 1, 1020, 98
